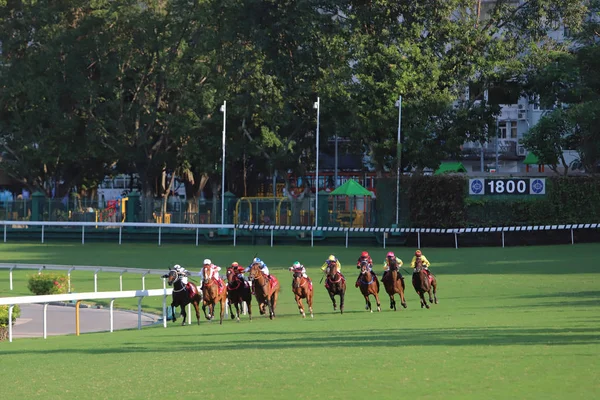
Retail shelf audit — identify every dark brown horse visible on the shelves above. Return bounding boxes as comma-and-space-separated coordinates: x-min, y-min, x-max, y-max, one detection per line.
358, 261, 381, 312
248, 263, 280, 320
163, 269, 202, 325
201, 265, 228, 324
291, 268, 314, 318
382, 261, 407, 311
226, 267, 252, 322
325, 264, 346, 314
412, 258, 438, 309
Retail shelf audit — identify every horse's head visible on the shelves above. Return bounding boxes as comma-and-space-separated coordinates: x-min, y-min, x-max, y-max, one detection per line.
326, 263, 337, 278
360, 260, 370, 274
387, 257, 398, 271
202, 264, 212, 283
165, 270, 178, 286
248, 263, 263, 280
226, 267, 237, 283
414, 257, 424, 273
292, 268, 304, 288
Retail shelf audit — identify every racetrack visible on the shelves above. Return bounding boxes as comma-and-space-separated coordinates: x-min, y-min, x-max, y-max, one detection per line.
1, 242, 599, 400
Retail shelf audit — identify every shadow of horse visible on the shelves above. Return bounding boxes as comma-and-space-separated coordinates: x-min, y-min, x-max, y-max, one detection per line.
162, 269, 202, 325
382, 263, 407, 311
325, 265, 346, 314
248, 263, 280, 320
226, 267, 252, 322
358, 261, 381, 312
291, 269, 314, 318
412, 258, 438, 309
201, 265, 228, 324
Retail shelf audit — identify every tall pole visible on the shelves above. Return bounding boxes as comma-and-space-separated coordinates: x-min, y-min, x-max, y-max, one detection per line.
334, 134, 338, 188
395, 95, 402, 226
314, 97, 320, 228
220, 101, 226, 225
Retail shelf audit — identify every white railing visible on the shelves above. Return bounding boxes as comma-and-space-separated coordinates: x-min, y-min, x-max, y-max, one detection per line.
0, 220, 597, 248
0, 287, 173, 342
0, 263, 169, 292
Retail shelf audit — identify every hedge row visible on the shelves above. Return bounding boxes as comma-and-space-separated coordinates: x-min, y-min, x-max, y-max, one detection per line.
0, 305, 21, 342
376, 175, 600, 228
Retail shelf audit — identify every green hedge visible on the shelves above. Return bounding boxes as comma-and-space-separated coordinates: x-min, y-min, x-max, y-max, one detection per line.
0, 305, 21, 342
376, 175, 600, 228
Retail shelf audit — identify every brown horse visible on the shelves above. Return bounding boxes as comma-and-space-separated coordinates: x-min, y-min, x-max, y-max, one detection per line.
412, 258, 438, 309
382, 261, 407, 311
325, 264, 346, 314
163, 269, 202, 325
201, 265, 228, 324
358, 261, 381, 312
248, 263, 280, 320
226, 267, 252, 322
291, 268, 314, 318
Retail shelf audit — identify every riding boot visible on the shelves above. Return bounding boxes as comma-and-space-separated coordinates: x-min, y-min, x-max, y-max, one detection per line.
373, 274, 380, 292
355, 274, 360, 288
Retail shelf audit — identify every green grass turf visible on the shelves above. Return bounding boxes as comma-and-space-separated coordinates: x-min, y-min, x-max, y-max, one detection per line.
1, 242, 599, 400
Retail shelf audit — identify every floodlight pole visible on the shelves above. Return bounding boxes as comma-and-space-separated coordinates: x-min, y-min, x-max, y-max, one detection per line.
314, 97, 321, 228
220, 101, 226, 225
395, 95, 402, 225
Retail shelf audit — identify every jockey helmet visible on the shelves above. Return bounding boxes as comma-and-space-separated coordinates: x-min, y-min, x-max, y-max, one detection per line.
231, 262, 239, 267
387, 252, 395, 258
328, 255, 336, 262
203, 259, 212, 265
415, 250, 422, 257
293, 261, 301, 267
253, 257, 261, 264
361, 251, 369, 258
173, 264, 181, 270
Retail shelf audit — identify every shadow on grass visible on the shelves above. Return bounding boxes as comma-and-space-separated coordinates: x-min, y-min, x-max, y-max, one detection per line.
4, 326, 600, 356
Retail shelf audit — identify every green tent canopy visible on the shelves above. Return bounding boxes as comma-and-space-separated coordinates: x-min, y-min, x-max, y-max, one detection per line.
329, 179, 373, 196
434, 162, 468, 175
522, 152, 541, 165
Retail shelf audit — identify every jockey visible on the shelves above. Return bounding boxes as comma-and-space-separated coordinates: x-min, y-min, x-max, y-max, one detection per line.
320, 254, 341, 273
200, 259, 223, 289
410, 250, 431, 274
289, 261, 309, 278
355, 251, 379, 290
245, 257, 270, 276
231, 262, 246, 281
382, 251, 404, 280
356, 251, 373, 268
173, 264, 196, 296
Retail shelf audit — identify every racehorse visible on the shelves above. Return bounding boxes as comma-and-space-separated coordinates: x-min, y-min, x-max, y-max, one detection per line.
412, 258, 438, 309
382, 261, 407, 311
226, 267, 252, 322
358, 260, 381, 312
291, 268, 314, 318
248, 263, 280, 320
325, 264, 346, 314
162, 269, 202, 325
201, 264, 228, 324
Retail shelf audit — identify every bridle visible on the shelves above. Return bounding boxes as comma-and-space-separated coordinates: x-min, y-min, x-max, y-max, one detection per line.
227, 268, 242, 291
169, 271, 186, 293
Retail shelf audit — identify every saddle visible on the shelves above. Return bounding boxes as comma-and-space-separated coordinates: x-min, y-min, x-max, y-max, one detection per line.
186, 283, 198, 299
268, 275, 278, 288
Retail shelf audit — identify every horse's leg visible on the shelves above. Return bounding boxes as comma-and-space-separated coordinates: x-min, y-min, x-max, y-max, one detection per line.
271, 289, 279, 319
364, 295, 371, 312
432, 279, 438, 304
339, 289, 345, 314
398, 282, 408, 309
246, 297, 253, 321
296, 293, 305, 318
202, 300, 211, 320
180, 305, 187, 326
328, 290, 337, 311
389, 293, 396, 311
219, 296, 226, 325
170, 303, 177, 323
373, 289, 381, 312
193, 301, 201, 325
308, 290, 314, 318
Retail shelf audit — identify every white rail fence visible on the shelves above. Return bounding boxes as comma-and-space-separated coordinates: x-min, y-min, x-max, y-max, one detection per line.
1, 288, 173, 343
0, 220, 598, 248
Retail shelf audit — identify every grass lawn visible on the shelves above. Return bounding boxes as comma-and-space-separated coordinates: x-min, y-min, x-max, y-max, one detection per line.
1, 242, 599, 400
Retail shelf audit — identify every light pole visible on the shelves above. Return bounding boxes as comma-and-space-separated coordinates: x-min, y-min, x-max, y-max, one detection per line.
395, 95, 402, 226
220, 101, 226, 225
313, 97, 320, 228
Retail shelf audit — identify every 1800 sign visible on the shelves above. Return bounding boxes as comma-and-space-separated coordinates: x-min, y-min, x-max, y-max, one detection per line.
469, 178, 546, 195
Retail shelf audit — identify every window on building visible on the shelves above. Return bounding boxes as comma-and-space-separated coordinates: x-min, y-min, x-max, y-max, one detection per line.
498, 121, 518, 139
499, 121, 507, 139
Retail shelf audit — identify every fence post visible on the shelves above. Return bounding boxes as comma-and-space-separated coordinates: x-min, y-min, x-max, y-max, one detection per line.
454, 232, 458, 249
81, 225, 85, 245
110, 299, 115, 332
345, 229, 349, 248
311, 231, 314, 248
120, 271, 125, 291
4, 224, 6, 243
119, 226, 122, 245
9, 265, 15, 290
271, 229, 274, 247
137, 297, 144, 329
142, 270, 149, 290
383, 232, 386, 249
571, 228, 574, 245
158, 226, 162, 246
41, 225, 44, 244
163, 277, 168, 328
195, 228, 199, 246
68, 267, 74, 293
502, 231, 505, 248
8, 305, 14, 342
418, 231, 421, 248
94, 269, 100, 292
233, 228, 237, 247
43, 303, 48, 339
